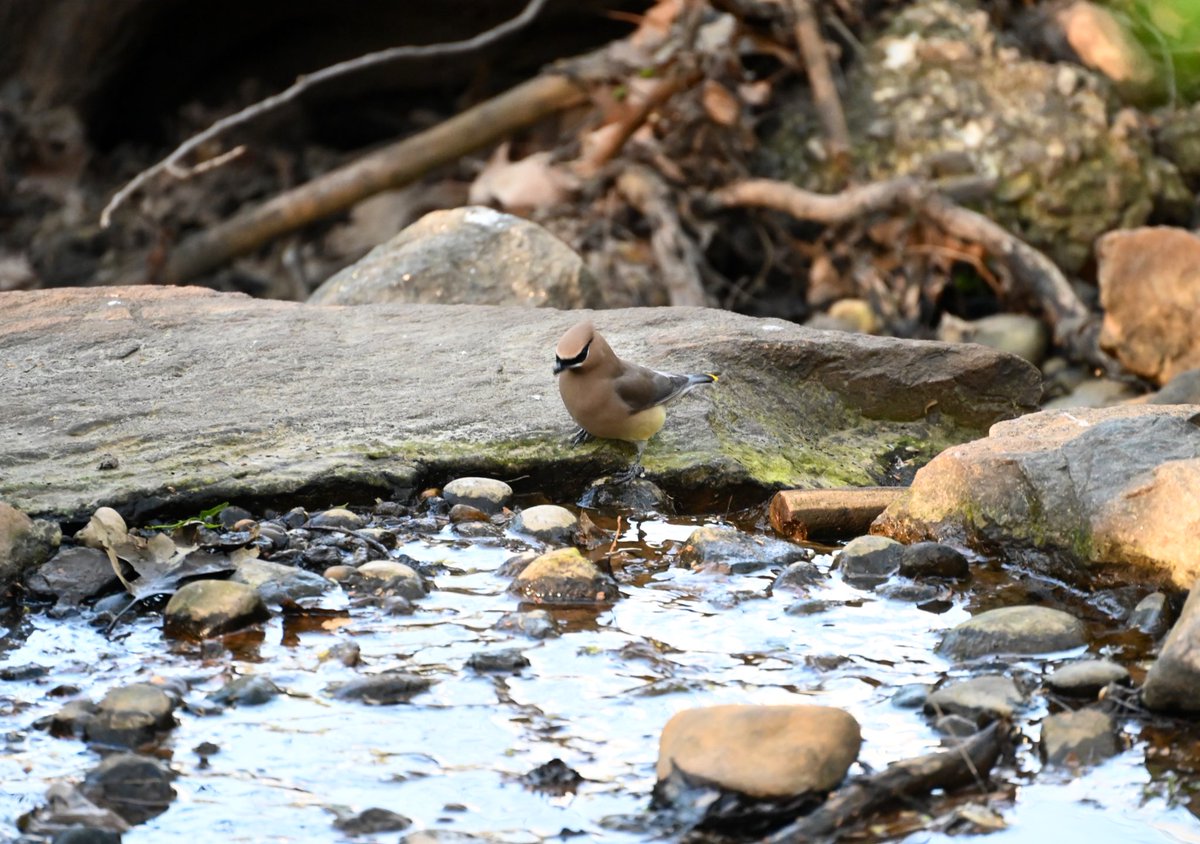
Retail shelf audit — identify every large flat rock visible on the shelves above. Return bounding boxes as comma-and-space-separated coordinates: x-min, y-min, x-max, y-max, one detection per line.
0, 287, 1040, 521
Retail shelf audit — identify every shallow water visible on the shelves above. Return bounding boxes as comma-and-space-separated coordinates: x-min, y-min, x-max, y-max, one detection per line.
1, 509, 1198, 842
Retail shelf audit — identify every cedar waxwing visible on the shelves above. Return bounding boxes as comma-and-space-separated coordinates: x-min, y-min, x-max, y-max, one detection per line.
553, 320, 717, 481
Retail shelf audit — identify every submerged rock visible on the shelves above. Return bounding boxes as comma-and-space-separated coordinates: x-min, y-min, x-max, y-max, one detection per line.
938, 606, 1087, 659
162, 580, 271, 639
330, 672, 434, 705
1142, 581, 1200, 713
86, 683, 177, 747
679, 525, 810, 574
333, 807, 412, 835
925, 676, 1025, 725
508, 548, 619, 605
493, 609, 559, 639
1040, 708, 1119, 766
1128, 592, 1173, 638
81, 753, 175, 825
656, 704, 860, 798
207, 675, 282, 707
354, 560, 427, 600
442, 477, 513, 515
230, 558, 330, 604
874, 405, 1200, 587
466, 648, 531, 674
512, 505, 578, 545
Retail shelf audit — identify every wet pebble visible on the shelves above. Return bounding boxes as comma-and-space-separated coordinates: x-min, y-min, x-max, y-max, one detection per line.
937, 605, 1087, 659
281, 507, 309, 529
330, 672, 434, 705
334, 807, 412, 834
656, 704, 861, 798
448, 504, 490, 524
162, 580, 272, 639
578, 477, 672, 512
442, 477, 512, 515
837, 535, 904, 588
1046, 659, 1130, 698
512, 505, 578, 545
508, 548, 619, 605
466, 648, 531, 674
52, 827, 123, 844
451, 520, 502, 540
520, 758, 584, 794
217, 505, 254, 528
255, 521, 290, 552
493, 609, 559, 639
26, 546, 118, 606
207, 675, 281, 707
1142, 582, 1200, 713
308, 508, 363, 529
301, 545, 343, 568
1128, 591, 1172, 638
898, 542, 970, 579
924, 675, 1025, 725
85, 682, 177, 747
890, 684, 930, 709
1040, 707, 1118, 766
321, 640, 362, 667
82, 753, 176, 824
355, 560, 427, 600
230, 558, 330, 604
679, 525, 810, 574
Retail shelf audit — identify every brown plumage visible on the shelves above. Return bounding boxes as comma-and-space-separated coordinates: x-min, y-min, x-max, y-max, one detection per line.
553, 320, 717, 480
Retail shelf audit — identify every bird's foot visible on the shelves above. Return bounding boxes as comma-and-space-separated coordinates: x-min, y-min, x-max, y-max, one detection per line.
610, 462, 644, 484
569, 427, 594, 446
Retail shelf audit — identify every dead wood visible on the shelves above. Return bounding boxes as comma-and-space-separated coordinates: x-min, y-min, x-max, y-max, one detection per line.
789, 0, 850, 169
100, 0, 550, 229
762, 722, 1008, 843
617, 165, 709, 306
153, 73, 586, 284
713, 177, 1118, 373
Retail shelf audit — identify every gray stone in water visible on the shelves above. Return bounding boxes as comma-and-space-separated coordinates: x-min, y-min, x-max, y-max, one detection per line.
838, 535, 904, 588
1143, 580, 1200, 713
1046, 660, 1130, 698
509, 548, 619, 605
1128, 592, 1172, 638
466, 648, 531, 674
578, 477, 673, 513
330, 672, 434, 705
512, 505, 578, 545
355, 560, 427, 600
256, 521, 290, 552
230, 558, 331, 604
899, 542, 970, 580
680, 525, 810, 574
442, 477, 513, 515
890, 684, 930, 709
163, 580, 271, 639
656, 704, 861, 798
772, 560, 825, 594
938, 605, 1087, 660
333, 807, 412, 834
81, 753, 175, 825
309, 206, 602, 309
207, 675, 282, 707
85, 683, 176, 747
53, 827, 123, 844
934, 714, 980, 737
26, 546, 119, 605
493, 609, 559, 639
452, 520, 502, 540
925, 675, 1025, 725
1040, 708, 1118, 766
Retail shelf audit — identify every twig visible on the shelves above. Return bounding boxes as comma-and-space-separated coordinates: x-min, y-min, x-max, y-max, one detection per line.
154, 72, 586, 283
304, 524, 391, 558
617, 164, 709, 306
762, 723, 1007, 842
100, 0, 550, 228
789, 0, 850, 168
581, 69, 702, 175
712, 176, 1118, 373
165, 145, 247, 179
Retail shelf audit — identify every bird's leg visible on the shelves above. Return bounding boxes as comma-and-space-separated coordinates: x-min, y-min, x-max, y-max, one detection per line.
612, 440, 647, 484
569, 427, 594, 446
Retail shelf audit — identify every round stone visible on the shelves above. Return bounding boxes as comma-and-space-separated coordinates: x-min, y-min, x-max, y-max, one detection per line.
937, 605, 1087, 659
163, 580, 271, 639
512, 505, 578, 545
355, 560, 426, 600
308, 508, 363, 529
1046, 659, 1130, 698
509, 548, 618, 605
442, 477, 513, 515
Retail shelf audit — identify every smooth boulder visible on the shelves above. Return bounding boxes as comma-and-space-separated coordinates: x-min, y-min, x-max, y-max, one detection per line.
1142, 580, 1200, 713
938, 606, 1087, 659
162, 580, 271, 638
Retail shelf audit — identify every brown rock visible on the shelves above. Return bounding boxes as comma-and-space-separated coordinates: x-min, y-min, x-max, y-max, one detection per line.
873, 405, 1200, 587
163, 580, 271, 639
0, 501, 60, 586
770, 487, 903, 541
1054, 1, 1157, 102
1142, 579, 1200, 713
509, 547, 618, 605
657, 705, 861, 797
1040, 707, 1119, 766
1098, 227, 1200, 385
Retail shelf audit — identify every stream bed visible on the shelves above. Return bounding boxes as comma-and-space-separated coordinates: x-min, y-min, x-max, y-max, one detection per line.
1, 499, 1198, 843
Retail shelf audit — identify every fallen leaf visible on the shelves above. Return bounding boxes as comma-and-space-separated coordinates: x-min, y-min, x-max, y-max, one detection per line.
701, 80, 740, 126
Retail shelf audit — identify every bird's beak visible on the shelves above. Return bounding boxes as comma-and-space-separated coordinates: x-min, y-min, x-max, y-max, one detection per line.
552, 359, 566, 375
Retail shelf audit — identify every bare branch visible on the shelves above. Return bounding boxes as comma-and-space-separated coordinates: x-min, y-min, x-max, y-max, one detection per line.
100, 0, 550, 228
789, 0, 851, 167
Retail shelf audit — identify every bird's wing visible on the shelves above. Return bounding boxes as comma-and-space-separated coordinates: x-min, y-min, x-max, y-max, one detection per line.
613, 366, 693, 413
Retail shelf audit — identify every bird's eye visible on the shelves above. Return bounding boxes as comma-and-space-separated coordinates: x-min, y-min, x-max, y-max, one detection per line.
559, 341, 590, 368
